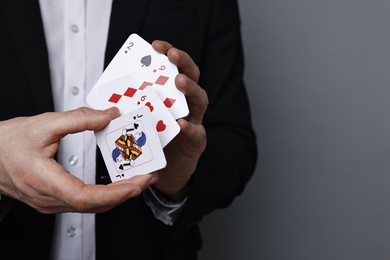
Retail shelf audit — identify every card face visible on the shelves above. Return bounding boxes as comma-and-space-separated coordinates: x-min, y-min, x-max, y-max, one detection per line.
99, 82, 180, 147
86, 33, 167, 108
97, 33, 168, 85
95, 106, 166, 182
96, 60, 188, 119
87, 33, 187, 150
131, 60, 189, 119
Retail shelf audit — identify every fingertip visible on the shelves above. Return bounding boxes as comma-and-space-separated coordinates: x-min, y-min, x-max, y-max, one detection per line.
175, 73, 188, 92
177, 119, 189, 132
103, 106, 120, 117
152, 40, 172, 54
88, 107, 120, 131
167, 47, 177, 55
167, 48, 181, 63
151, 40, 162, 51
149, 173, 160, 185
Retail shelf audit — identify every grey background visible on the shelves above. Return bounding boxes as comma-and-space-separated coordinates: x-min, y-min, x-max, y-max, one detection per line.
199, 0, 390, 259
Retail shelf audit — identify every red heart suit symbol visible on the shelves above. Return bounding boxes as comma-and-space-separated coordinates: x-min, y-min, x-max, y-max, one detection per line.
156, 120, 166, 132
145, 102, 154, 112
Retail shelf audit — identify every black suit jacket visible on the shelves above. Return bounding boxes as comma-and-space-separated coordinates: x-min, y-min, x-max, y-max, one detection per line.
0, 0, 257, 259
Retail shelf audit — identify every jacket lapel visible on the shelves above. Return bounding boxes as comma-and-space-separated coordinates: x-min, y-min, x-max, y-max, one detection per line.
104, 0, 151, 67
1, 0, 54, 113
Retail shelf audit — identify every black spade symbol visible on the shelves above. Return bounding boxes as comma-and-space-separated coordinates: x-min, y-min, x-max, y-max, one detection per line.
134, 123, 139, 129
119, 163, 131, 170
140, 55, 152, 67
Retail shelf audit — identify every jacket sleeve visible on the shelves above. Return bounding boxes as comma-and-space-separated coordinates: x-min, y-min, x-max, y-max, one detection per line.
171, 0, 258, 237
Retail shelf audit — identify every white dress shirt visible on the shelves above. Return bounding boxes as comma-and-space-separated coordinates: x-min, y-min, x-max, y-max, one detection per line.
39, 1, 112, 259
38, 1, 186, 260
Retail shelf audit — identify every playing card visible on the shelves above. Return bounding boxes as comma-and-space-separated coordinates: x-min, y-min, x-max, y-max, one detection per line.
95, 106, 166, 182
96, 59, 188, 119
86, 33, 168, 108
98, 33, 169, 85
99, 79, 180, 147
130, 60, 189, 119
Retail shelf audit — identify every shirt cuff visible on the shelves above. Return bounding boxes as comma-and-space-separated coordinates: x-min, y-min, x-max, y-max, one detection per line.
143, 186, 187, 226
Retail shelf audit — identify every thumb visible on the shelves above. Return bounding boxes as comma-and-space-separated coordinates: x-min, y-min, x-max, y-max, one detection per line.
49, 107, 120, 137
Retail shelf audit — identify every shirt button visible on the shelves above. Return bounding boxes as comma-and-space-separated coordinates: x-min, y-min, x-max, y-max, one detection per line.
70, 24, 79, 33
67, 226, 77, 238
71, 86, 80, 96
68, 155, 78, 166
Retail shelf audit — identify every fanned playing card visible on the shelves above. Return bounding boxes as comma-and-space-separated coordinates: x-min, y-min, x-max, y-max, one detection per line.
95, 106, 166, 182
96, 59, 188, 119
87, 33, 169, 109
99, 82, 180, 148
126, 60, 189, 119
87, 33, 190, 180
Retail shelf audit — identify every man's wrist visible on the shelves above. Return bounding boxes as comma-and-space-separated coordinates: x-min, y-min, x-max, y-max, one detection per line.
143, 185, 188, 226
154, 183, 190, 202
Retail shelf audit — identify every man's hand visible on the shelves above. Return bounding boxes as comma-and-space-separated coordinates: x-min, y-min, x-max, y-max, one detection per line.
152, 40, 208, 201
0, 107, 159, 214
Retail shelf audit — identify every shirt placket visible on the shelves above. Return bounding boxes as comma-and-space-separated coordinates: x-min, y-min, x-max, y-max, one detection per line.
59, 1, 86, 259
